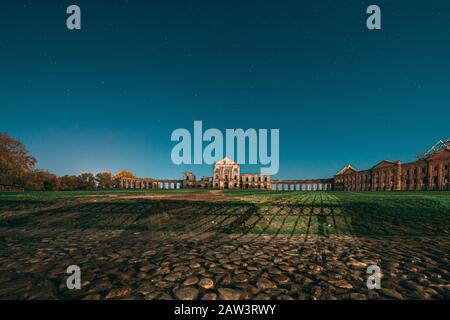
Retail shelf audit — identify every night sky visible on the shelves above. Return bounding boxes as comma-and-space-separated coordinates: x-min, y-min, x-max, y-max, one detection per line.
1, 1, 449, 179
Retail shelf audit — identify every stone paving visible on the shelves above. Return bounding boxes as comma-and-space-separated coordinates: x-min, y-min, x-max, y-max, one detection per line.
0, 228, 448, 300
0, 197, 449, 300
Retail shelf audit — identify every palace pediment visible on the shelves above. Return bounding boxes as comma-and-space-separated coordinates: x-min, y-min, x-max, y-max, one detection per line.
371, 160, 399, 170
427, 148, 450, 161
215, 156, 238, 165
336, 164, 358, 175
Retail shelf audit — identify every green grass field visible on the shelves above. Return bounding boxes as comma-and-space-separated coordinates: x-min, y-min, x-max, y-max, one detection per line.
0, 190, 449, 237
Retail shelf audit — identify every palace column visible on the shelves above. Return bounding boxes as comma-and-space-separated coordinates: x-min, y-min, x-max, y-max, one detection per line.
408, 169, 414, 191
371, 172, 375, 191
418, 167, 423, 191
386, 171, 391, 191
428, 163, 434, 190
438, 163, 444, 191
447, 164, 450, 190
395, 163, 402, 191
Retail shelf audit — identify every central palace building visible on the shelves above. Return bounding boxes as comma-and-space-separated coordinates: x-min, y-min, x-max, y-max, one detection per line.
116, 138, 450, 192
182, 157, 271, 190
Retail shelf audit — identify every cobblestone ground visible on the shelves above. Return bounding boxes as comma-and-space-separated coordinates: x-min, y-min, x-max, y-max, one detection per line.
0, 196, 449, 300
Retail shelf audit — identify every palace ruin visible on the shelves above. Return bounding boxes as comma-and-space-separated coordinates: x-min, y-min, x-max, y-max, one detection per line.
116, 138, 450, 192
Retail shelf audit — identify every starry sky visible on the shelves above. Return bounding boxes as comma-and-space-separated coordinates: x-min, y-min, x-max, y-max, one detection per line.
1, 0, 449, 179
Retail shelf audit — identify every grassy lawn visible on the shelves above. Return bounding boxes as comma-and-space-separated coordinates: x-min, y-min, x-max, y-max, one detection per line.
0, 190, 449, 237
0, 188, 204, 203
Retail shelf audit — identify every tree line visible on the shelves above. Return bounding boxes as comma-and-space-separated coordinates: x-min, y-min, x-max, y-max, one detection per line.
0, 132, 135, 191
